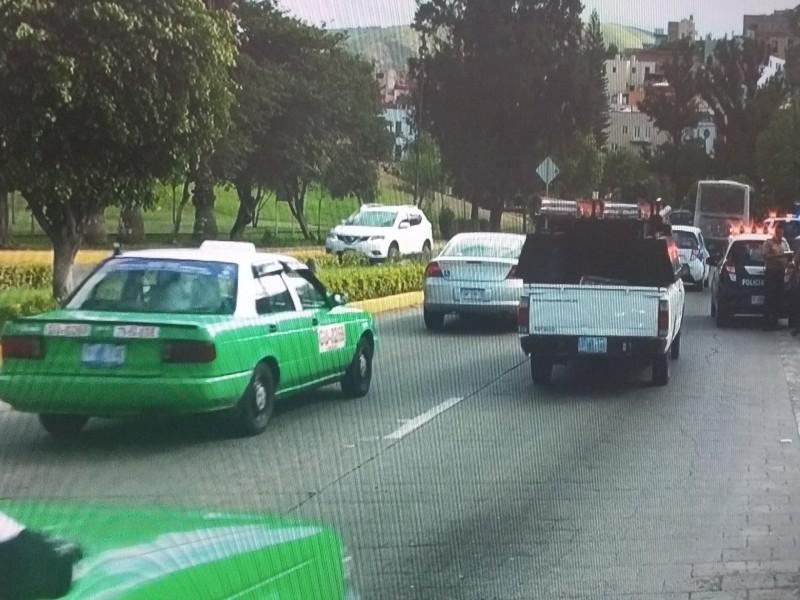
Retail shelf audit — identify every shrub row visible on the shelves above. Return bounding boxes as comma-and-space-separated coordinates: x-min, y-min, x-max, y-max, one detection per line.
0, 289, 58, 327
0, 265, 52, 289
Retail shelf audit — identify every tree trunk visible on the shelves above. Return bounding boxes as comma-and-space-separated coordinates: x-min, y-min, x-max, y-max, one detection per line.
286, 182, 315, 241
52, 229, 81, 300
119, 205, 145, 244
172, 175, 192, 244
230, 179, 255, 241
489, 206, 503, 232
470, 201, 480, 222
82, 205, 107, 246
192, 159, 218, 243
0, 189, 11, 247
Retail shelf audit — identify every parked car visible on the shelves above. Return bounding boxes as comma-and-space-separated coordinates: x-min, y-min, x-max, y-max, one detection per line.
709, 232, 795, 327
0, 241, 377, 437
670, 209, 694, 226
671, 225, 710, 290
0, 499, 359, 599
422, 232, 526, 330
325, 204, 433, 262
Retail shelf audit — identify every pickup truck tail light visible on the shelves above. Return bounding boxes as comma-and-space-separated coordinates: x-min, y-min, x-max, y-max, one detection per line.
424, 262, 442, 278
657, 299, 669, 338
518, 297, 530, 334
1, 336, 44, 359
162, 341, 216, 364
691, 248, 699, 260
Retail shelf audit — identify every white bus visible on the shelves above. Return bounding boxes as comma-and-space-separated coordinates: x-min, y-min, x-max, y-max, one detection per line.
693, 180, 752, 257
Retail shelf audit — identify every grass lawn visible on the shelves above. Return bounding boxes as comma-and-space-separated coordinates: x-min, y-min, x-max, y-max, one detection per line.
7, 171, 525, 250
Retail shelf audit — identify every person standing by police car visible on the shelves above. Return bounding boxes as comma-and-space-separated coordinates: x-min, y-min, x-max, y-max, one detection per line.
762, 221, 791, 331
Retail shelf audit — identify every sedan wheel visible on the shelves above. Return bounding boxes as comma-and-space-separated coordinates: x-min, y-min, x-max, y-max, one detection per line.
233, 363, 275, 437
341, 338, 373, 398
424, 308, 445, 331
38, 414, 89, 437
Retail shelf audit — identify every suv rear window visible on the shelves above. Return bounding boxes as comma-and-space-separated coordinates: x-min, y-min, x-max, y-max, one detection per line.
673, 230, 699, 250
726, 240, 764, 266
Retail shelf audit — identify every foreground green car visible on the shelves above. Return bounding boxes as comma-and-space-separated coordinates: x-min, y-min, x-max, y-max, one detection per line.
0, 242, 377, 437
0, 499, 356, 599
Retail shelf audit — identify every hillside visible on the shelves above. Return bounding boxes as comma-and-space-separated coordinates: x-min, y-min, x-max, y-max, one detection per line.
335, 22, 656, 71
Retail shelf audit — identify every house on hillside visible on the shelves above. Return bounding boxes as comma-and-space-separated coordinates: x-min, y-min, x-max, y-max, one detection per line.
744, 10, 800, 60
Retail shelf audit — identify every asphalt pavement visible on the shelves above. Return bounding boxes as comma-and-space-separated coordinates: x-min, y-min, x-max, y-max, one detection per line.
3, 291, 800, 599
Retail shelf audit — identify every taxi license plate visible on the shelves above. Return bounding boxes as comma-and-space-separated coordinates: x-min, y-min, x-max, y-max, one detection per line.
461, 288, 484, 302
81, 343, 126, 368
578, 337, 607, 354
751, 295, 765, 306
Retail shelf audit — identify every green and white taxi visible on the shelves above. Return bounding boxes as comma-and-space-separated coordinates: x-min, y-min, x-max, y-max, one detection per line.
0, 242, 377, 437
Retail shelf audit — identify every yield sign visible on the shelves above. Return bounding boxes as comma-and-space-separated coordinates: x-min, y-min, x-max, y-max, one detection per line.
536, 157, 560, 186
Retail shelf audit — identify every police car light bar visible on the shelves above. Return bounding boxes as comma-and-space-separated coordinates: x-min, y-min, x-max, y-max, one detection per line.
538, 198, 648, 220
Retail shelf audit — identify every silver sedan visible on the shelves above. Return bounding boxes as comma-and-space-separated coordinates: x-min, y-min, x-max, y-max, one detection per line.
422, 232, 526, 330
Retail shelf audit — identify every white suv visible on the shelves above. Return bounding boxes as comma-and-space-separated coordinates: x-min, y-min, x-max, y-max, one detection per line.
325, 204, 433, 262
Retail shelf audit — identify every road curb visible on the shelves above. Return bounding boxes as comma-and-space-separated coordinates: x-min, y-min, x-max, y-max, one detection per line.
350, 291, 423, 315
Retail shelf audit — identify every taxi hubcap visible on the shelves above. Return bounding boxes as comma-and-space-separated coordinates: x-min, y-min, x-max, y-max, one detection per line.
254, 381, 267, 412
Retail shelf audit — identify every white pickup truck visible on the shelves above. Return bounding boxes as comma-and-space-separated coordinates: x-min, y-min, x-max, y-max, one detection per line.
517, 200, 685, 386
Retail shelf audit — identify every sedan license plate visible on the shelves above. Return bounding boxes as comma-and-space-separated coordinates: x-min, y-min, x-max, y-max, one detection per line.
751, 295, 765, 306
460, 288, 484, 302
81, 343, 126, 368
578, 336, 607, 354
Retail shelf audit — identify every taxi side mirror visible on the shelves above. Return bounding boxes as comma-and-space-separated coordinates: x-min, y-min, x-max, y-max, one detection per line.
328, 292, 348, 307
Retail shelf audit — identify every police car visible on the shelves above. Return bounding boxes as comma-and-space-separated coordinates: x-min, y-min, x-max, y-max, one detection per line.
709, 230, 794, 327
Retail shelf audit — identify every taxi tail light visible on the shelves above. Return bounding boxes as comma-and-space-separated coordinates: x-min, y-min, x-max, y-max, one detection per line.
657, 299, 669, 338
1, 336, 44, 359
424, 262, 443, 278
162, 341, 216, 363
506, 265, 519, 279
518, 297, 530, 334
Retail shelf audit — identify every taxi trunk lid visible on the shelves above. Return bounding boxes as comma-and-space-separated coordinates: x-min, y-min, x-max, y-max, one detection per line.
3, 311, 224, 377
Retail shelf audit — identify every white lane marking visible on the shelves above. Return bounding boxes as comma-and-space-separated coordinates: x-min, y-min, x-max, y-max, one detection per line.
384, 398, 464, 440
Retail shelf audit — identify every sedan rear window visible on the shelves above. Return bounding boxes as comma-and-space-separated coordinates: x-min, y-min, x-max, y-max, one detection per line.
673, 230, 699, 250
441, 236, 524, 259
67, 258, 238, 314
726, 241, 764, 266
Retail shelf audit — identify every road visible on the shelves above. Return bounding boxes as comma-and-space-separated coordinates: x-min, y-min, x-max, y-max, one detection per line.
3, 291, 800, 598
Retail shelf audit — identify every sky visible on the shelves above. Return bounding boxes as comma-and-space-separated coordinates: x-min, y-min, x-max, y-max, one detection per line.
275, 0, 798, 38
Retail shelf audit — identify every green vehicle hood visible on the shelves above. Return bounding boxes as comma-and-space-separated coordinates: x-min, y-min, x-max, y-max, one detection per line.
0, 500, 346, 600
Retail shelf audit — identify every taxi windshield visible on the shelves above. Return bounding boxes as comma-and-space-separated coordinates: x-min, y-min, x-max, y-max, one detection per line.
727, 240, 765, 266
67, 258, 238, 315
345, 211, 397, 227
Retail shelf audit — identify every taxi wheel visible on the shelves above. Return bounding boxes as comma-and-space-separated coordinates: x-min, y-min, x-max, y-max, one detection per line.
341, 338, 373, 398
234, 363, 275, 437
652, 353, 670, 386
38, 414, 89, 437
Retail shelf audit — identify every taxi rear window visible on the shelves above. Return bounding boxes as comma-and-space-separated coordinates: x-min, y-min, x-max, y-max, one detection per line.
726, 241, 764, 266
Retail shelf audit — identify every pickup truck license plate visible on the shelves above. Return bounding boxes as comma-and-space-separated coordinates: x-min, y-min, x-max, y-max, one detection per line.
460, 288, 484, 302
81, 343, 126, 368
751, 295, 765, 306
578, 337, 607, 354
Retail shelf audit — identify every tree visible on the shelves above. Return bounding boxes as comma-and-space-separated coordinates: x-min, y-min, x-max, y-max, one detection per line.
216, 1, 389, 242
413, 0, 586, 231
582, 11, 610, 146
555, 133, 603, 198
757, 101, 800, 208
607, 43, 619, 59
701, 37, 787, 182
600, 148, 648, 195
639, 39, 704, 200
0, 0, 236, 298
398, 133, 444, 211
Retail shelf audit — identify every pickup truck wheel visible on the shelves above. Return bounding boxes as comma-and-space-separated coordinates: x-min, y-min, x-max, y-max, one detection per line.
233, 363, 275, 437
652, 353, 670, 386
710, 299, 716, 317
424, 308, 445, 331
530, 355, 553, 385
670, 332, 681, 360
38, 414, 89, 437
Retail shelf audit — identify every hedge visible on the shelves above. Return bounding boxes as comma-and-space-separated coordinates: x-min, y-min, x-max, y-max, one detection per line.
0, 263, 425, 325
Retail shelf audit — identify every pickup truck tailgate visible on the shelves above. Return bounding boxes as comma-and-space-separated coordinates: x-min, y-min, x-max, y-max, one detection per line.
528, 285, 662, 338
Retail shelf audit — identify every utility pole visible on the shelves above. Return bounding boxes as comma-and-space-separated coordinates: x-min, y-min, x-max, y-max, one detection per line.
413, 39, 428, 207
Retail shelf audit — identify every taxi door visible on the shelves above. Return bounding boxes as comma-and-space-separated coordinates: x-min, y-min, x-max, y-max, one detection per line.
283, 269, 351, 380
